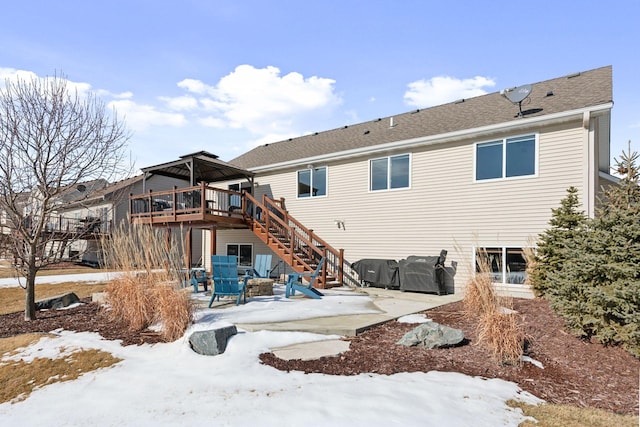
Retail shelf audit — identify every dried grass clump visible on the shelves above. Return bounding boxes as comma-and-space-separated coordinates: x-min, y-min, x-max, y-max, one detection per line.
463, 252, 498, 318
153, 283, 194, 341
477, 309, 526, 366
102, 224, 193, 341
104, 276, 153, 331
463, 248, 527, 365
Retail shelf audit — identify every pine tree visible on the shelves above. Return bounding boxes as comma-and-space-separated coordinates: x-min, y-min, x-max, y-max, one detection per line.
549, 144, 640, 357
529, 186, 587, 296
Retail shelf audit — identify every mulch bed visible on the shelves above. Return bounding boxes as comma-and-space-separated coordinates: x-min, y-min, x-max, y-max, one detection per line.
260, 298, 639, 416
1, 297, 637, 415
0, 298, 163, 346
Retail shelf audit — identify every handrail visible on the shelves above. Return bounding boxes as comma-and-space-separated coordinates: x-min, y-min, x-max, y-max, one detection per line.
129, 184, 244, 222
243, 192, 345, 286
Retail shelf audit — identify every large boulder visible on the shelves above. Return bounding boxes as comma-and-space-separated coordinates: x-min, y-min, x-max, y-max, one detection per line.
35, 292, 80, 310
396, 321, 464, 349
189, 325, 238, 356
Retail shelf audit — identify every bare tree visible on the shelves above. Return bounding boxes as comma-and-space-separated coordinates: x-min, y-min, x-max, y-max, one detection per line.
0, 73, 130, 320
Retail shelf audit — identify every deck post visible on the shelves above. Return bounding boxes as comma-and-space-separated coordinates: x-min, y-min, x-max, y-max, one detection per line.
185, 227, 192, 269
200, 182, 206, 220
173, 186, 177, 222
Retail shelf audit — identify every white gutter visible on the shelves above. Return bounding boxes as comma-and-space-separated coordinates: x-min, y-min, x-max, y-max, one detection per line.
248, 102, 613, 173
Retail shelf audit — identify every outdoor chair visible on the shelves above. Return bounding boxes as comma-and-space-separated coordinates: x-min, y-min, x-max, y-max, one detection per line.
245, 254, 272, 278
189, 268, 208, 293
208, 255, 248, 306
285, 257, 325, 299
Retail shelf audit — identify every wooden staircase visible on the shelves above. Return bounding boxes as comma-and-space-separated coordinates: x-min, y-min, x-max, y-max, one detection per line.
243, 193, 350, 289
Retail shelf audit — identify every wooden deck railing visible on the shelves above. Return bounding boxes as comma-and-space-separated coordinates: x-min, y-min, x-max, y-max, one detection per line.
129, 182, 246, 225
244, 192, 345, 286
129, 185, 355, 287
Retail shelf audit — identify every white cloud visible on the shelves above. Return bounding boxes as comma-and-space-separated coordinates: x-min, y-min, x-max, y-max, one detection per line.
404, 75, 496, 108
159, 95, 199, 111
108, 99, 187, 132
174, 64, 341, 135
0, 67, 93, 96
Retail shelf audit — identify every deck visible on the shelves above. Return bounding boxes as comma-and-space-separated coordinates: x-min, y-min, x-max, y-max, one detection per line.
129, 183, 250, 227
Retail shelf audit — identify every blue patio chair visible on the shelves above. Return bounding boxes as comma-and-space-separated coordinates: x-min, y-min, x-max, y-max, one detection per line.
285, 257, 325, 299
208, 255, 248, 306
189, 268, 208, 293
245, 254, 272, 278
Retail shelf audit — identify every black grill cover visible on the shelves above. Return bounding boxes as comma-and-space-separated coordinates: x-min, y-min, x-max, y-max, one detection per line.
399, 251, 447, 294
351, 259, 400, 288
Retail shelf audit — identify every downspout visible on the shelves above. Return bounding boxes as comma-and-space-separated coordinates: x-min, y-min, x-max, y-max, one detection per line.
583, 111, 596, 218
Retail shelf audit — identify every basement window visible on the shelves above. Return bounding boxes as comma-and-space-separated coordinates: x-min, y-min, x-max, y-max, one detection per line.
475, 247, 528, 285
226, 244, 253, 270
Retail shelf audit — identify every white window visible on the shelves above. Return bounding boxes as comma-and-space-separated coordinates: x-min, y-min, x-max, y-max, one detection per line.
370, 154, 410, 191
475, 135, 537, 181
475, 247, 528, 285
226, 243, 253, 269
297, 166, 327, 198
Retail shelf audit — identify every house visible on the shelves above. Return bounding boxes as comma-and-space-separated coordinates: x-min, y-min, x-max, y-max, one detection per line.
131, 66, 615, 296
42, 174, 191, 266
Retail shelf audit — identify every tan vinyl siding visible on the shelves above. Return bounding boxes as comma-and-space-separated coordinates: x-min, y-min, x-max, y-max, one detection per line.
240, 122, 589, 292
201, 118, 603, 295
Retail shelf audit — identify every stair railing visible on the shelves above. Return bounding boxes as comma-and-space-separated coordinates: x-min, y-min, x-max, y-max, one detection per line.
243, 192, 345, 287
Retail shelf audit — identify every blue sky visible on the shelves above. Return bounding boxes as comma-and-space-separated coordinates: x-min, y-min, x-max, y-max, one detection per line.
1, 0, 638, 171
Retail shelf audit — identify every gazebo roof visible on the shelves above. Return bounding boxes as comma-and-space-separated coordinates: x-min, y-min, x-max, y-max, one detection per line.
141, 151, 254, 185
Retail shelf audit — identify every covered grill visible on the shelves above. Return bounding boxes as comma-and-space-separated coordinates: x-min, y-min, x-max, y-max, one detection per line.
351, 258, 400, 289
399, 250, 448, 295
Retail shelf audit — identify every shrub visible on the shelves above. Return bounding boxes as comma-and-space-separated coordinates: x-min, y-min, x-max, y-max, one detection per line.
545, 146, 640, 358
102, 224, 193, 341
528, 186, 587, 297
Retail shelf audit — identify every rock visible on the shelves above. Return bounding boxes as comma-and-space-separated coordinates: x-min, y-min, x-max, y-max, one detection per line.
396, 321, 464, 349
35, 292, 80, 310
189, 326, 238, 356
246, 278, 274, 297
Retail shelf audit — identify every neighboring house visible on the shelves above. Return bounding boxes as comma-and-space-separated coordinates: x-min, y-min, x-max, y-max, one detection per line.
131, 66, 616, 296
31, 173, 191, 266
0, 171, 192, 265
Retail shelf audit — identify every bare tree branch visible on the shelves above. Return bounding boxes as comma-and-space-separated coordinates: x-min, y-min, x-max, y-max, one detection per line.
0, 72, 131, 320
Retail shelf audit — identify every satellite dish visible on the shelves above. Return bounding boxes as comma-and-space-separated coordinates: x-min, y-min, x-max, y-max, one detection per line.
501, 84, 532, 117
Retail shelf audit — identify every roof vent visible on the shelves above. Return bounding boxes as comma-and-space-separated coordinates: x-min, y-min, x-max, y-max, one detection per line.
344, 125, 348, 129
389, 117, 396, 128
566, 72, 581, 79
314, 132, 318, 135
546, 91, 554, 97
363, 130, 370, 135
375, 118, 381, 122
454, 98, 465, 104
411, 109, 420, 114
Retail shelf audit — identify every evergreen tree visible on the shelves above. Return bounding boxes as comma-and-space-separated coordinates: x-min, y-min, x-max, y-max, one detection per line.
549, 144, 640, 358
529, 186, 587, 296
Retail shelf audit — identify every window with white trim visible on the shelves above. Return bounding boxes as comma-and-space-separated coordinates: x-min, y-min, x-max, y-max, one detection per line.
297, 166, 327, 198
475, 135, 536, 180
370, 153, 410, 191
476, 247, 529, 285
226, 244, 253, 269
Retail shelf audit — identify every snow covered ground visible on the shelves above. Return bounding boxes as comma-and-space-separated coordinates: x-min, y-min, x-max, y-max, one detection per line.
0, 273, 542, 426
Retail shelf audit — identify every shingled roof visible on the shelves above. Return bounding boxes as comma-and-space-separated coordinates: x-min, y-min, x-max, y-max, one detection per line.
230, 66, 612, 170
